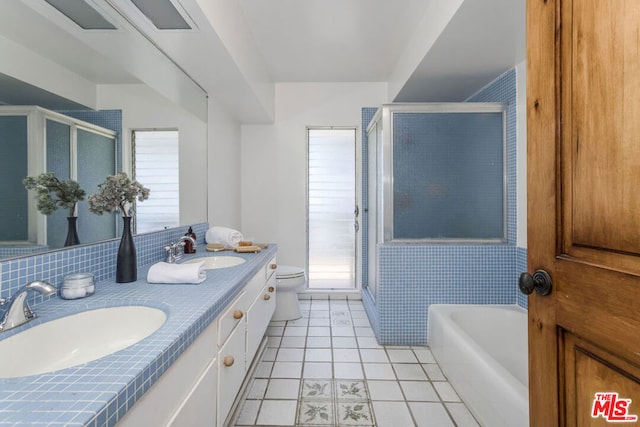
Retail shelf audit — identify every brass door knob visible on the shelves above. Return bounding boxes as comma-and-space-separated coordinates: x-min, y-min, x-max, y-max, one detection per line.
263, 294, 271, 301
270, 263, 277, 270
223, 355, 235, 367
233, 310, 244, 319
268, 286, 275, 293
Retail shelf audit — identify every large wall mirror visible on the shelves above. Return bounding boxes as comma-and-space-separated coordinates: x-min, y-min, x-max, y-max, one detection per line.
0, 1, 209, 261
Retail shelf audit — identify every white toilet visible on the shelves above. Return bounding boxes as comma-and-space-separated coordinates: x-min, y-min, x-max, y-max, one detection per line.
272, 265, 306, 321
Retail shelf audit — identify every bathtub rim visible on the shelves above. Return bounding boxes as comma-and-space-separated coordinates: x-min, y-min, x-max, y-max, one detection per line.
428, 303, 529, 427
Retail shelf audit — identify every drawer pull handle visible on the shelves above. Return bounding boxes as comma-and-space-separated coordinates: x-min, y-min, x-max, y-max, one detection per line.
263, 294, 271, 301
268, 286, 275, 293
233, 310, 244, 320
270, 263, 277, 270
223, 356, 235, 367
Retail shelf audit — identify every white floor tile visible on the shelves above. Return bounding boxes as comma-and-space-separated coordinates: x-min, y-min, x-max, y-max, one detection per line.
423, 363, 447, 381
386, 348, 419, 363
332, 336, 358, 348
286, 317, 309, 327
266, 336, 282, 348
334, 362, 364, 379
234, 399, 260, 425
267, 326, 284, 336
352, 317, 372, 327
360, 349, 389, 363
412, 347, 436, 364
371, 401, 414, 427
265, 379, 301, 399
354, 327, 375, 337
305, 348, 333, 362
303, 362, 333, 379
277, 348, 305, 362
367, 380, 404, 401
271, 361, 303, 378
256, 400, 297, 426
262, 347, 278, 361
363, 363, 396, 380
400, 381, 439, 401
308, 317, 331, 326
331, 326, 355, 336
284, 326, 308, 336
409, 402, 455, 427
433, 381, 461, 402
306, 336, 332, 348
247, 378, 268, 399
350, 310, 369, 319
254, 361, 273, 378
236, 298, 478, 427
307, 326, 331, 336
445, 402, 481, 427
357, 336, 383, 348
393, 363, 428, 381
280, 336, 306, 348
332, 348, 361, 363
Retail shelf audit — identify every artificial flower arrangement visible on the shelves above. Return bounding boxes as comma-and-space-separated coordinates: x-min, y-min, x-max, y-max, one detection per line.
87, 172, 150, 217
23, 172, 86, 217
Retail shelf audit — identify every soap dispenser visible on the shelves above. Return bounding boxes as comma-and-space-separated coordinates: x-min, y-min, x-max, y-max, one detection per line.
184, 226, 196, 254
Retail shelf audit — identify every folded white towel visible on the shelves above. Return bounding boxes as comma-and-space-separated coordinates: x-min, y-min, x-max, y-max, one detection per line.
205, 226, 244, 247
147, 261, 206, 284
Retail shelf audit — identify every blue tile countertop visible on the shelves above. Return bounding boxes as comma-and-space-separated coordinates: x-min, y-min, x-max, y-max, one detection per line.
0, 245, 277, 427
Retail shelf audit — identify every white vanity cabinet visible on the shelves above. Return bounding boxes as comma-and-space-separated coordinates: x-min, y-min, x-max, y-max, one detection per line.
246, 258, 277, 366
217, 255, 277, 426
117, 317, 219, 427
216, 290, 249, 426
116, 253, 278, 427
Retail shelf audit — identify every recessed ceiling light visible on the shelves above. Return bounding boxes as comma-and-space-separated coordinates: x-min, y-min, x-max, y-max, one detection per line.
130, 0, 191, 30
44, 0, 116, 30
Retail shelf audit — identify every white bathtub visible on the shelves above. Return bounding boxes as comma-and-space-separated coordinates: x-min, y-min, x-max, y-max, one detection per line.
428, 304, 529, 427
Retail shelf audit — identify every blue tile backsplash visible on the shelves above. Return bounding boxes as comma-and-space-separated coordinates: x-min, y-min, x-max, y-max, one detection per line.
0, 223, 209, 306
362, 68, 528, 345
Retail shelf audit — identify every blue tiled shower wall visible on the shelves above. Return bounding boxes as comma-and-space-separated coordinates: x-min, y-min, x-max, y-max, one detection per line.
0, 223, 209, 307
362, 68, 528, 345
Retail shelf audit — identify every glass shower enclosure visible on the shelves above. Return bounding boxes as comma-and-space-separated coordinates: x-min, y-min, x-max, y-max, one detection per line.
365, 103, 506, 301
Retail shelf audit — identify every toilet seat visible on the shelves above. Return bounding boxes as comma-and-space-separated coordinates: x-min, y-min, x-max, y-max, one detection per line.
276, 266, 305, 280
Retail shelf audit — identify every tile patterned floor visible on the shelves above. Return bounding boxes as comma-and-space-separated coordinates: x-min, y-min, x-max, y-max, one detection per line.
231, 297, 480, 427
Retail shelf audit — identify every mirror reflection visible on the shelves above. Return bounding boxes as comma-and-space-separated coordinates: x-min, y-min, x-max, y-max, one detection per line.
0, 2, 209, 261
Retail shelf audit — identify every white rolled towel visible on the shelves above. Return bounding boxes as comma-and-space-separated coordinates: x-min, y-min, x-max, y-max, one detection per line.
147, 261, 206, 284
205, 226, 244, 247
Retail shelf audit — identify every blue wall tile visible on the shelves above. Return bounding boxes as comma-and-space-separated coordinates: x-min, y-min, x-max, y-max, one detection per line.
0, 223, 209, 305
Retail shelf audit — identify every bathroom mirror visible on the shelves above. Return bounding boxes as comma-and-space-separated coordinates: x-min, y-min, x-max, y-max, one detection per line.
0, 1, 208, 260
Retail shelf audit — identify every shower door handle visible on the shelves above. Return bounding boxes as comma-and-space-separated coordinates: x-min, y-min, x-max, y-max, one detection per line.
519, 270, 552, 296
354, 220, 359, 232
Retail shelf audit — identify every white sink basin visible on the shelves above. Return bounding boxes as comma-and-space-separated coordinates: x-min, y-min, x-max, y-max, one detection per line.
0, 306, 166, 378
184, 256, 246, 269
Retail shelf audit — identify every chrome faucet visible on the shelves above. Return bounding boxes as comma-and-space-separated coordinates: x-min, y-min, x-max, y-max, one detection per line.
0, 280, 57, 332
164, 235, 197, 263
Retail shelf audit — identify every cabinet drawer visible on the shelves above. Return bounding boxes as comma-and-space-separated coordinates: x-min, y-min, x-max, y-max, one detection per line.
217, 323, 246, 426
265, 256, 277, 280
246, 281, 276, 368
244, 269, 265, 302
218, 291, 247, 346
168, 357, 217, 427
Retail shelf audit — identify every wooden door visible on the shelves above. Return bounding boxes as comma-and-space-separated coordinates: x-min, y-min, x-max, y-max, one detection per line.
527, 0, 640, 425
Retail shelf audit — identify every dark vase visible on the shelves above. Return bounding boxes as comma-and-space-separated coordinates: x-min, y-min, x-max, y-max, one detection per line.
64, 217, 80, 247
116, 216, 137, 283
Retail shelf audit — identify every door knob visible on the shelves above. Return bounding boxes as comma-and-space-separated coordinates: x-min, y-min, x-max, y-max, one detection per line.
519, 270, 552, 296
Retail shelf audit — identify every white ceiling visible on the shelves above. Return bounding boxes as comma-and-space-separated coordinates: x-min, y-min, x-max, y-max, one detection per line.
0, 0, 525, 123
236, 0, 434, 83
